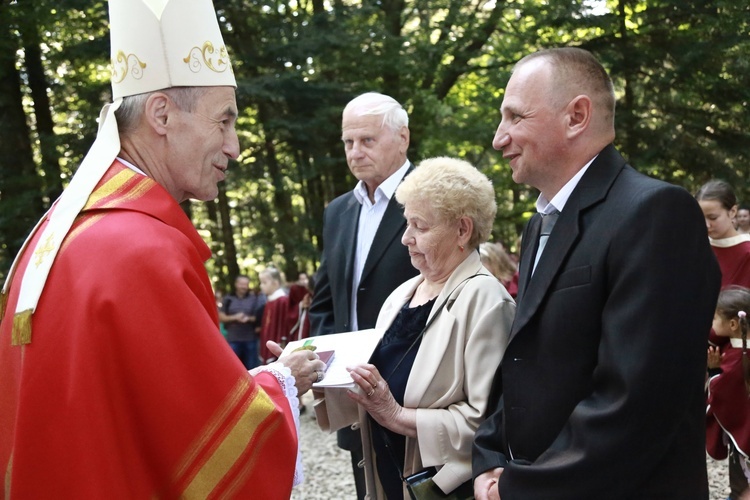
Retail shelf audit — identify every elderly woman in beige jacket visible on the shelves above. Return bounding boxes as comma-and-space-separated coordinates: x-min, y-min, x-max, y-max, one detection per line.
316, 156, 515, 499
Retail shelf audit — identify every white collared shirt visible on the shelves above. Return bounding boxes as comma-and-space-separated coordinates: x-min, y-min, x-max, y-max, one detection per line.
535, 155, 597, 215
350, 160, 410, 330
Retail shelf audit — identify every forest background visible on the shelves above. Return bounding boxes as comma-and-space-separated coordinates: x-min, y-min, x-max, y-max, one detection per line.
1, 0, 748, 292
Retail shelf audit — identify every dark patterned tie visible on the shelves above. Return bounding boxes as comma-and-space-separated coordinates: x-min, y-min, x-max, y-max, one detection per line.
532, 211, 560, 274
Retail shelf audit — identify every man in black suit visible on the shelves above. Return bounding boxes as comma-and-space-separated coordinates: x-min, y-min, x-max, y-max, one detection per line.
472, 48, 721, 498
309, 91, 419, 498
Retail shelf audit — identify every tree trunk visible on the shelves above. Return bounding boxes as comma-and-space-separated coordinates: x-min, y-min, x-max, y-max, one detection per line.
18, 11, 63, 201
217, 182, 240, 281
0, 2, 44, 271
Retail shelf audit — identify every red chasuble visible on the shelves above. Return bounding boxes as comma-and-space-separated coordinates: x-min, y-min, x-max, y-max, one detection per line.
0, 162, 297, 498
706, 343, 750, 460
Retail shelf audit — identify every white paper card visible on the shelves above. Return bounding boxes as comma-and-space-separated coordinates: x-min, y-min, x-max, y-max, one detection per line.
280, 328, 386, 388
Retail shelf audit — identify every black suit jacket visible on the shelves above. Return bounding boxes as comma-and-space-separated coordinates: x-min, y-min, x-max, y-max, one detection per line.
309, 168, 418, 336
473, 145, 721, 499
309, 167, 419, 449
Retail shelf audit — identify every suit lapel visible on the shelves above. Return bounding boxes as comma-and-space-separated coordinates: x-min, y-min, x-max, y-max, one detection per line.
510, 145, 626, 340
338, 195, 362, 309
359, 165, 413, 283
404, 253, 484, 406
511, 208, 581, 339
517, 214, 542, 303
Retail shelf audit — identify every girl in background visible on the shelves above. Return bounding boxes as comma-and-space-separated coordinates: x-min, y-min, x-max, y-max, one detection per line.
696, 180, 750, 350
706, 286, 750, 500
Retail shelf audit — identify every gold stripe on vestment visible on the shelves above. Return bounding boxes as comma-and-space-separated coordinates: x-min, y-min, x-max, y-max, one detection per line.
83, 169, 135, 210
174, 377, 250, 482
61, 171, 152, 254
181, 385, 277, 498
222, 416, 283, 498
11, 310, 32, 346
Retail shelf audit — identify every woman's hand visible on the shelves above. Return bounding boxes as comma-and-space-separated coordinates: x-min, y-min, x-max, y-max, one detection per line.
474, 468, 503, 500
347, 364, 417, 438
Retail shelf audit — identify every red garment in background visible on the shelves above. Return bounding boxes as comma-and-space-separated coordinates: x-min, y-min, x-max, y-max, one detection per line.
713, 239, 750, 289
260, 292, 289, 363
706, 342, 750, 460
287, 284, 311, 342
709, 237, 750, 348
503, 271, 519, 299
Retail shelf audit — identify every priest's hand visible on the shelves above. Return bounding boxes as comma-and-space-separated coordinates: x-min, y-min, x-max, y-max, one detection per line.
266, 340, 327, 395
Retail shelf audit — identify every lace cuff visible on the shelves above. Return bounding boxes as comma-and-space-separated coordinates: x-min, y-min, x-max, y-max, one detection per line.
252, 363, 304, 486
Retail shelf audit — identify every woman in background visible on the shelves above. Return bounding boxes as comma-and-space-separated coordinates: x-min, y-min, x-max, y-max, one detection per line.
479, 241, 518, 298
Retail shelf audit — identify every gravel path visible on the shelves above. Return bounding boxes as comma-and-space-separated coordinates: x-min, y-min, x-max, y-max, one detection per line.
291, 393, 356, 500
292, 393, 731, 499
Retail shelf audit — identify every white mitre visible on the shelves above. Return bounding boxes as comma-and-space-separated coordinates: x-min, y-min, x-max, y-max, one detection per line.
1, 0, 236, 344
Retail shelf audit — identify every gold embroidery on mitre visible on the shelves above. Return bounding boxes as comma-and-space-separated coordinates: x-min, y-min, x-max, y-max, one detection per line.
111, 50, 147, 84
183, 41, 230, 74
33, 233, 55, 268
11, 309, 32, 346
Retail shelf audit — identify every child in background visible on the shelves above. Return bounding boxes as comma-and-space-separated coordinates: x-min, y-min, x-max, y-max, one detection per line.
696, 180, 750, 351
707, 285, 750, 499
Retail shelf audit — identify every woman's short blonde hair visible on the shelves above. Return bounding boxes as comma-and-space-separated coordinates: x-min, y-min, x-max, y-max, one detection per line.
396, 157, 496, 249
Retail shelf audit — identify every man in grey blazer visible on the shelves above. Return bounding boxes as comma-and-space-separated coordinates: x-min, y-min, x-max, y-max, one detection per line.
309, 92, 419, 499
472, 48, 721, 498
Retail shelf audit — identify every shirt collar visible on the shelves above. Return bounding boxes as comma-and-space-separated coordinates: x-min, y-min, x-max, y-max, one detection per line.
730, 338, 747, 348
353, 160, 410, 206
267, 288, 286, 301
710, 233, 750, 247
536, 155, 597, 215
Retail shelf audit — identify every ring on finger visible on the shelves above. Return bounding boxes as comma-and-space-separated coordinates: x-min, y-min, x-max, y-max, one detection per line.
315, 370, 324, 383
367, 389, 375, 397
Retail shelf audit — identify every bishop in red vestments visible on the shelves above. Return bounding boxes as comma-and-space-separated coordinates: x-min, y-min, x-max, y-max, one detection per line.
0, 0, 326, 496
0, 163, 303, 498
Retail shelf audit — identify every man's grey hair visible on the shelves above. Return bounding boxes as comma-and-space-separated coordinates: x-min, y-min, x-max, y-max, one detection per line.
343, 92, 409, 132
115, 87, 208, 135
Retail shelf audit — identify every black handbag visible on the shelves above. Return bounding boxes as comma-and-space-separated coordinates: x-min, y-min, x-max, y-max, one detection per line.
404, 467, 474, 500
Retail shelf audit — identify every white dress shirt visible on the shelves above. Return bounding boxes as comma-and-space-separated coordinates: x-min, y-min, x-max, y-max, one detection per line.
349, 160, 410, 330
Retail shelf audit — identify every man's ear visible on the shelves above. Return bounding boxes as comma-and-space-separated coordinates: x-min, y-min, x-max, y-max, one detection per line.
399, 125, 410, 155
143, 92, 172, 136
565, 94, 591, 139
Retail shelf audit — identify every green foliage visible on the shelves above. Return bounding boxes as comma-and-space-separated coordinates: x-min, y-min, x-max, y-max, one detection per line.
2, 0, 749, 285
